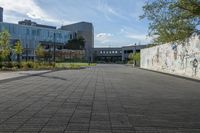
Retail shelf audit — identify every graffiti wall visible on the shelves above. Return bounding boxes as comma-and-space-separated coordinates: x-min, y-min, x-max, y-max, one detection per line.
141, 34, 200, 79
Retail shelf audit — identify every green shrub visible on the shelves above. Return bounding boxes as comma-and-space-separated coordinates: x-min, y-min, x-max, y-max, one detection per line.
11, 67, 18, 71
128, 60, 134, 64
5, 62, 14, 68
12, 62, 22, 69
21, 62, 35, 69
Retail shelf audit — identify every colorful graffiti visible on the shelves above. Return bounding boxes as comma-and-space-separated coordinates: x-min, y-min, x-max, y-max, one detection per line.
141, 34, 200, 79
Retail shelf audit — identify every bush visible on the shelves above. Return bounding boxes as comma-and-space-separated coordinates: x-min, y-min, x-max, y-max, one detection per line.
5, 62, 14, 68
21, 62, 35, 69
128, 60, 134, 64
0, 61, 94, 71
12, 62, 22, 69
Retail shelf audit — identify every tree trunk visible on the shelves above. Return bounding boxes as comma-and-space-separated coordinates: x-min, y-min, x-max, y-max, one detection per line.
17, 54, 20, 63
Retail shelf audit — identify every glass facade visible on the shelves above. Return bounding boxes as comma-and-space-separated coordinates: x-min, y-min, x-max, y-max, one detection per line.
0, 22, 71, 59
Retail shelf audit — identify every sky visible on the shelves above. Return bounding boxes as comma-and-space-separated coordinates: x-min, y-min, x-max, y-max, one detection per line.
0, 0, 152, 47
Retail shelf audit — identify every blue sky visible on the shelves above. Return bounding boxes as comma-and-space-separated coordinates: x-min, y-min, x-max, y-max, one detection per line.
0, 0, 152, 47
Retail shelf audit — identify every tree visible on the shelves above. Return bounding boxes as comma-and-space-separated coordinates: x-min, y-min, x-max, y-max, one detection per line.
128, 52, 140, 66
141, 0, 200, 44
14, 41, 23, 63
133, 52, 140, 62
0, 30, 11, 61
35, 44, 45, 61
65, 37, 85, 50
128, 53, 134, 62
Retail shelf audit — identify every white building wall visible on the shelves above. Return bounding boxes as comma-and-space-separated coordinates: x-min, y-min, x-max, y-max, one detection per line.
141, 34, 200, 79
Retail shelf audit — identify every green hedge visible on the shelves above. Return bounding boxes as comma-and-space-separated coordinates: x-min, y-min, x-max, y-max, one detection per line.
0, 62, 54, 71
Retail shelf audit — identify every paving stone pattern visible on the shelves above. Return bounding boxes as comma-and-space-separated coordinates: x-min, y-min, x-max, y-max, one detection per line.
0, 64, 200, 133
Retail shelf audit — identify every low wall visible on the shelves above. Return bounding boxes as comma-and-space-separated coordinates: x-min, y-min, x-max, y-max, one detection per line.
141, 34, 200, 79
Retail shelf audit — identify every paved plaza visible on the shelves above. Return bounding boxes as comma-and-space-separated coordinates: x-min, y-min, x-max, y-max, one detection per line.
0, 71, 50, 81
0, 64, 200, 133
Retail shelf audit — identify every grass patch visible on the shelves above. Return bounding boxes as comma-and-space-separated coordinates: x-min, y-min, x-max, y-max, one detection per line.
0, 62, 96, 71
55, 63, 96, 69
0, 61, 55, 71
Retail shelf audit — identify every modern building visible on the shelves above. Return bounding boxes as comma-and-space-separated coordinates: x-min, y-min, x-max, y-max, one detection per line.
93, 45, 146, 63
0, 7, 3, 22
93, 47, 122, 63
122, 45, 146, 62
0, 7, 96, 61
18, 19, 56, 29
0, 22, 71, 60
61, 22, 94, 62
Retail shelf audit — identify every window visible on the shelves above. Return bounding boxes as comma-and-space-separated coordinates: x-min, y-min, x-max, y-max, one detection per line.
37, 29, 41, 36
32, 30, 36, 36
13, 25, 16, 34
26, 29, 30, 35
64, 35, 67, 39
75, 33, 77, 38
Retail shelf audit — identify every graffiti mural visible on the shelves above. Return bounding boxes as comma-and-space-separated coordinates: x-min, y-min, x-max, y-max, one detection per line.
141, 34, 200, 79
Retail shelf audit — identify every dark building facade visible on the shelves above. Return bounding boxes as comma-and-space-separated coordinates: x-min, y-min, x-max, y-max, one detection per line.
61, 22, 94, 62
93, 45, 146, 63
122, 45, 146, 62
0, 7, 3, 22
94, 47, 122, 63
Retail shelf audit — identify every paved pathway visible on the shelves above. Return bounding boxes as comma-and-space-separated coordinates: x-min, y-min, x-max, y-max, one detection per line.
0, 70, 50, 81
0, 64, 200, 133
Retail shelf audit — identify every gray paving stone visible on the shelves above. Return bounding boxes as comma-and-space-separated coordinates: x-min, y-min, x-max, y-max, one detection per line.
0, 64, 199, 132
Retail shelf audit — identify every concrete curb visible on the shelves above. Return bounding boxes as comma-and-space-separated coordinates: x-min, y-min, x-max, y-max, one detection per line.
139, 68, 200, 83
0, 70, 55, 84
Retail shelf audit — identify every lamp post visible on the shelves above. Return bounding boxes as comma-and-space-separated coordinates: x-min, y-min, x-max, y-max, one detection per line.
26, 43, 28, 62
134, 43, 136, 66
70, 50, 71, 63
25, 34, 28, 62
53, 33, 56, 63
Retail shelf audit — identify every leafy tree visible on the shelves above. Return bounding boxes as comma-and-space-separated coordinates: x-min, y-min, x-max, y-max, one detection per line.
128, 53, 134, 62
133, 52, 140, 62
14, 41, 23, 63
35, 44, 45, 61
141, 0, 200, 44
0, 30, 11, 61
128, 52, 140, 65
65, 37, 85, 50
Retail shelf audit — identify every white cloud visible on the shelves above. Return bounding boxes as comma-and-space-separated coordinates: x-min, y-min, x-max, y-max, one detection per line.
0, 0, 74, 26
95, 1, 128, 21
127, 34, 147, 40
0, 0, 48, 20
96, 33, 113, 43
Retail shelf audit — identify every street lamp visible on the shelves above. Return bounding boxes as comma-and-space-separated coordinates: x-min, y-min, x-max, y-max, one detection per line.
134, 43, 136, 66
25, 34, 28, 62
53, 32, 56, 63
